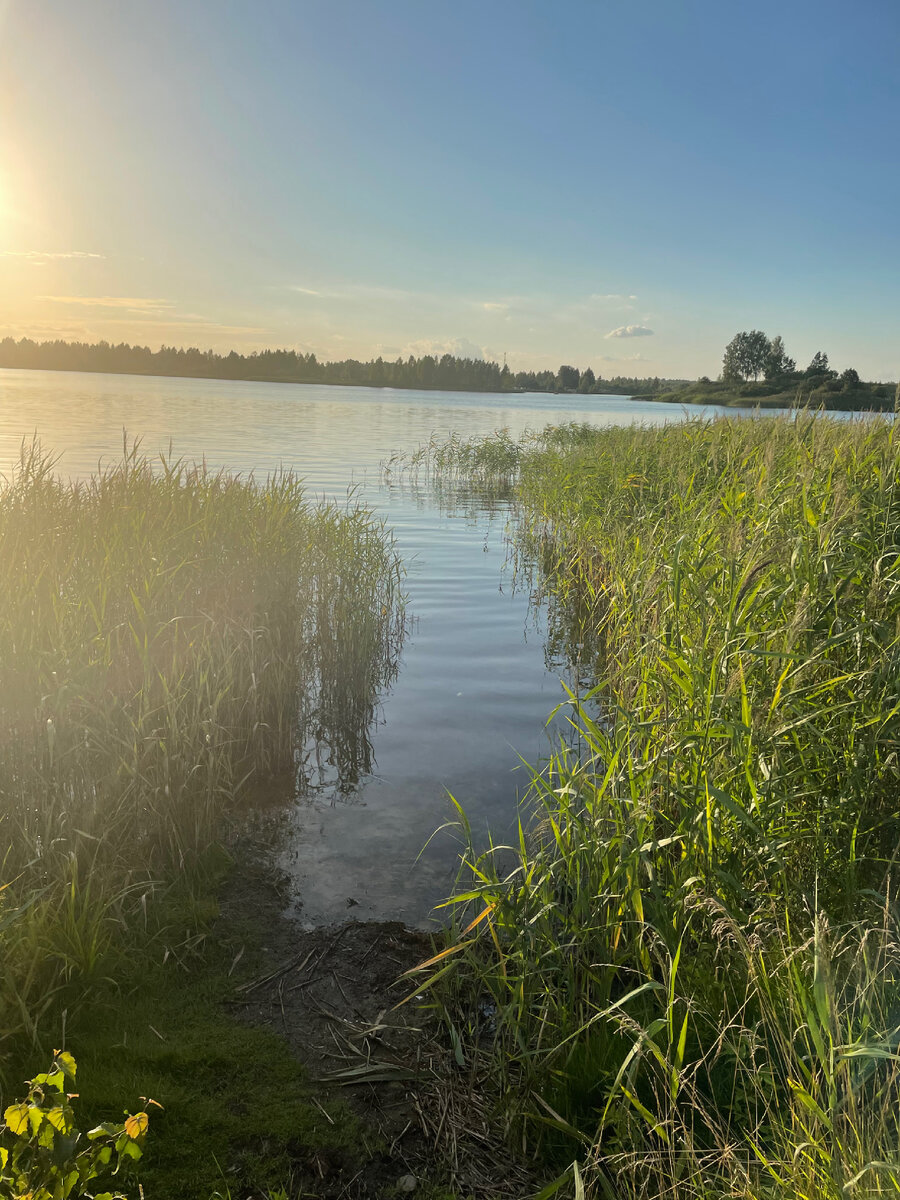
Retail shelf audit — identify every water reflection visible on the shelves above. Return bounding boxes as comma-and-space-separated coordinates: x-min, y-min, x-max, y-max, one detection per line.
293, 508, 409, 799
295, 620, 404, 800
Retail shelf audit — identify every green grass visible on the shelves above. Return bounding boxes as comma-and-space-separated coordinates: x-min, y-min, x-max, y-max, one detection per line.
0, 439, 404, 1064
1, 850, 375, 1200
62, 873, 370, 1199
406, 414, 900, 1198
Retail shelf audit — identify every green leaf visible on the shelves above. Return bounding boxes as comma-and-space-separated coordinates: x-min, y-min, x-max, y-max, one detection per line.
787, 1078, 832, 1130
3, 1102, 29, 1136
448, 1023, 465, 1067
45, 1106, 72, 1134
529, 1163, 581, 1200
573, 1159, 585, 1200
88, 1122, 123, 1140
55, 1051, 77, 1081
842, 1161, 900, 1192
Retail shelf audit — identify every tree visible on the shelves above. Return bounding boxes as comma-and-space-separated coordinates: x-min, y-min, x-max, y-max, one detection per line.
577, 366, 596, 393
557, 364, 580, 391
839, 367, 860, 388
744, 330, 771, 380
722, 330, 771, 382
805, 351, 832, 377
764, 334, 796, 381
722, 335, 744, 382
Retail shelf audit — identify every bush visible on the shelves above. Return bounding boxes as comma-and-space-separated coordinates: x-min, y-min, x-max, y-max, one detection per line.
1, 1052, 150, 1199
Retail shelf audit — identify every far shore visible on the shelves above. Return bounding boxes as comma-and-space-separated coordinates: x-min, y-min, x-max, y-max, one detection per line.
3, 349, 896, 414
658, 380, 897, 413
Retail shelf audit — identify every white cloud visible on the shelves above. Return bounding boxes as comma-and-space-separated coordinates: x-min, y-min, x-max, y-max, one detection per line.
40, 295, 174, 312
1, 250, 105, 261
96, 317, 268, 336
606, 324, 654, 339
289, 282, 418, 303
588, 293, 638, 304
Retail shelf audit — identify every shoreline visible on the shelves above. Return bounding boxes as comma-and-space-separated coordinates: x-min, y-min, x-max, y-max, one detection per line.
0, 361, 658, 399
658, 384, 896, 412
4, 363, 895, 413
223, 843, 534, 1199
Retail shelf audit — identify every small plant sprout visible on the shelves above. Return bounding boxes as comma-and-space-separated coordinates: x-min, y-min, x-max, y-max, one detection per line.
0, 1052, 154, 1199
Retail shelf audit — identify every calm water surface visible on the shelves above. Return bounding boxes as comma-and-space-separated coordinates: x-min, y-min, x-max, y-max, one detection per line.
0, 369, 732, 926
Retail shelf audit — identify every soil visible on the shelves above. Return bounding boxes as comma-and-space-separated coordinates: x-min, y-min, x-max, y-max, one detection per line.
219, 847, 537, 1200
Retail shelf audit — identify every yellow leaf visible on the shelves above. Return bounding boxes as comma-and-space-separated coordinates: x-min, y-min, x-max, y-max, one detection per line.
124, 1111, 149, 1140
45, 1107, 71, 1134
4, 1103, 29, 1136
401, 939, 473, 975
461, 903, 495, 936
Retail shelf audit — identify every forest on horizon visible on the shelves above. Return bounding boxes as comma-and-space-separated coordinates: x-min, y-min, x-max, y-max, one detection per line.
0, 335, 687, 396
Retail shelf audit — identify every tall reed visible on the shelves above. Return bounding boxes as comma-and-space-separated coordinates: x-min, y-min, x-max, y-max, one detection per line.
0, 441, 404, 1060
408, 415, 900, 1197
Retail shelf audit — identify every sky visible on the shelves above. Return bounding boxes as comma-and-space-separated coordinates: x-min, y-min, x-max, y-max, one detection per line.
1, 0, 898, 379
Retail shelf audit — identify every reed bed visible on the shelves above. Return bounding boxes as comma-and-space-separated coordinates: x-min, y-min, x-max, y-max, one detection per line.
0, 441, 404, 1061
407, 414, 900, 1198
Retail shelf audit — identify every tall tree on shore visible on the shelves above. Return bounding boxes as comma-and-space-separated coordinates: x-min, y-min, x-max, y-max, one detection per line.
764, 334, 796, 380
722, 330, 770, 381
806, 351, 833, 378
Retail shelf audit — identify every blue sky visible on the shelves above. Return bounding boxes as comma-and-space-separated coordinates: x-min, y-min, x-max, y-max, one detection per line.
1, 0, 898, 377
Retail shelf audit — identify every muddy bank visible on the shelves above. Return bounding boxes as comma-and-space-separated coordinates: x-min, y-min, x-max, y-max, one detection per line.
219, 847, 536, 1199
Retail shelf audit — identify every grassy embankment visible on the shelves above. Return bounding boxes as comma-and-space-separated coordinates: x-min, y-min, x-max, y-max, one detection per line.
656, 377, 895, 410
0, 442, 406, 1196
406, 416, 900, 1199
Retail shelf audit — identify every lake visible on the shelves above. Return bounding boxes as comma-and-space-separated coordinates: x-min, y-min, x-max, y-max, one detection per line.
0, 368, 733, 927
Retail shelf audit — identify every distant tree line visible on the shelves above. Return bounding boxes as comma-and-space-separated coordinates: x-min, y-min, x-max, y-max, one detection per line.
510, 363, 688, 396
0, 336, 687, 397
0, 337, 509, 391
